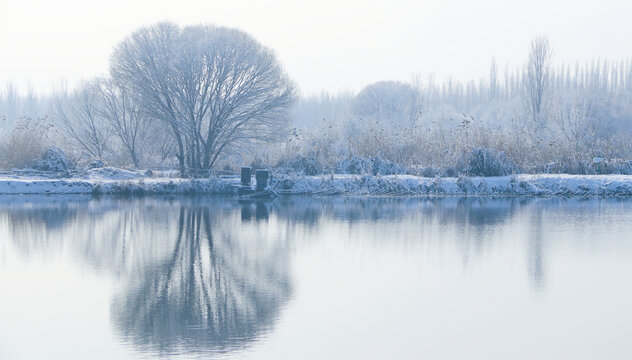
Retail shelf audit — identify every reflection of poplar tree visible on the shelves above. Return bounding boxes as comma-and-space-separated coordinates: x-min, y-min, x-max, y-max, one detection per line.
528, 207, 546, 291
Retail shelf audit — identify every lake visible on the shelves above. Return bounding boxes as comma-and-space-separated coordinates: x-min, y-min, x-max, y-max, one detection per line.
1, 196, 631, 359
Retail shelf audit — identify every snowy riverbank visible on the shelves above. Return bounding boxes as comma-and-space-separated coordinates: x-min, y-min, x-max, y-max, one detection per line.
1, 169, 632, 196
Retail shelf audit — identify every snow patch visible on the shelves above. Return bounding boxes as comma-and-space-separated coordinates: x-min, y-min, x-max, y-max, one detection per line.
86, 167, 144, 180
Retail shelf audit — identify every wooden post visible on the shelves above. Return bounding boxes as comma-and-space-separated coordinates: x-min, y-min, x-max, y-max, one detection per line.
241, 166, 252, 186
255, 169, 269, 190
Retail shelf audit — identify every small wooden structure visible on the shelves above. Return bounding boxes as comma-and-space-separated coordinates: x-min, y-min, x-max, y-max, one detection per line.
238, 167, 276, 199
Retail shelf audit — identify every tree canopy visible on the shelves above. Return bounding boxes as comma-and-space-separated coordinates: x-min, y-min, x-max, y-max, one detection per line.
110, 23, 296, 172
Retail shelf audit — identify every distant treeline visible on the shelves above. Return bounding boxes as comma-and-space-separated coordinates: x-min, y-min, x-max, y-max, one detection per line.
1, 35, 632, 176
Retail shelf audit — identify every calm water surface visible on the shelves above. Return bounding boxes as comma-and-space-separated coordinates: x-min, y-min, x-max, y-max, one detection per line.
0, 196, 631, 359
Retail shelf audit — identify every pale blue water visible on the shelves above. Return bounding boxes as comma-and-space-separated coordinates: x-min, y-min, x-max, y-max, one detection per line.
1, 196, 631, 359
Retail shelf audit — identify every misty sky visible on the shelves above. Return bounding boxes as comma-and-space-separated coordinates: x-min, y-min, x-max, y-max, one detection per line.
1, 0, 631, 96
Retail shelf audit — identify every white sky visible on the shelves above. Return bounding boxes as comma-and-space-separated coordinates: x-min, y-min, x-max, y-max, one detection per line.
1, 0, 631, 96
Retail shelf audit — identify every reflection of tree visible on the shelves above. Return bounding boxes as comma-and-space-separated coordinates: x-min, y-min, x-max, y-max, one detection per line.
527, 202, 547, 291
0, 197, 292, 357
271, 196, 530, 226
2, 197, 181, 276
111, 203, 291, 356
4, 194, 613, 355
0, 195, 103, 258
270, 196, 547, 289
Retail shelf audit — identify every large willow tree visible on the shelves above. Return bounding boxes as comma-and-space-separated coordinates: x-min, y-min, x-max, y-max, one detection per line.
110, 23, 296, 173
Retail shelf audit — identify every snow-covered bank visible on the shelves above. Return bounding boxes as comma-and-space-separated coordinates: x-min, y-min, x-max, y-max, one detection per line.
1, 172, 632, 196
276, 174, 632, 196
0, 176, 240, 195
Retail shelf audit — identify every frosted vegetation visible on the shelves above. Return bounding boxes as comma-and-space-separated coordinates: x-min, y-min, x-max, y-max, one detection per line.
1, 173, 632, 196
1, 30, 631, 178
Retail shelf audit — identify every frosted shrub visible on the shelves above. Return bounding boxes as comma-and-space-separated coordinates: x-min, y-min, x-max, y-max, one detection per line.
0, 117, 60, 169
420, 167, 440, 178
537, 159, 592, 175
276, 154, 323, 175
370, 156, 409, 175
335, 157, 372, 175
603, 159, 632, 175
87, 159, 106, 169
30, 147, 73, 172
335, 156, 408, 175
462, 147, 516, 177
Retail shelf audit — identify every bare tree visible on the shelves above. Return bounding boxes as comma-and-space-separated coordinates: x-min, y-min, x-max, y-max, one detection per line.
523, 36, 554, 130
144, 125, 176, 166
96, 79, 150, 168
54, 81, 110, 161
110, 23, 296, 174
489, 58, 498, 100
551, 90, 611, 148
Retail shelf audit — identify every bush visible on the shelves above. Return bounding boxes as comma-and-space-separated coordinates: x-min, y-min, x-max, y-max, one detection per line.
533, 160, 592, 175
334, 156, 408, 175
335, 157, 372, 174
461, 147, 516, 177
369, 156, 409, 175
30, 147, 73, 172
87, 159, 106, 169
276, 154, 323, 175
603, 159, 632, 175
0, 117, 56, 169
421, 167, 440, 178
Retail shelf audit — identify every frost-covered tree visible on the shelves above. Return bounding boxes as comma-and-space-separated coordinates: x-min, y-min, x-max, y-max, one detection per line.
96, 79, 150, 168
110, 23, 296, 173
550, 89, 613, 147
523, 36, 554, 130
54, 81, 111, 160
489, 58, 498, 100
353, 81, 423, 128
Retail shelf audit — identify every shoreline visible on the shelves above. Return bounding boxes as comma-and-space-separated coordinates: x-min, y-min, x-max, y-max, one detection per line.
1, 173, 632, 197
